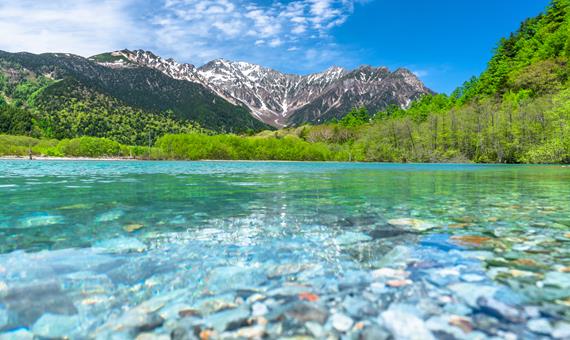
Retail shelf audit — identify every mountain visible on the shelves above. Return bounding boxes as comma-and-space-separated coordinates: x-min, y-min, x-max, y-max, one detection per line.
0, 50, 271, 142
91, 50, 432, 127
0, 48, 431, 143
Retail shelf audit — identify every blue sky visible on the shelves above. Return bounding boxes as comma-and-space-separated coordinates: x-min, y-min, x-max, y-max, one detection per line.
0, 0, 551, 93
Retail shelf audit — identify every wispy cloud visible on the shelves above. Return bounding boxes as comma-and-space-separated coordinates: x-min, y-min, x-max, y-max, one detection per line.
0, 0, 371, 72
0, 0, 144, 56
151, 0, 365, 68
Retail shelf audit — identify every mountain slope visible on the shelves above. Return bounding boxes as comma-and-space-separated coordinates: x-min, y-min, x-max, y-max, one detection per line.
0, 51, 271, 136
97, 50, 432, 127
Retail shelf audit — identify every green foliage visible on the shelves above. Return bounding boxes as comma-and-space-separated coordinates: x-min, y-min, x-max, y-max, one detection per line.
156, 133, 335, 161
457, 0, 570, 100
55, 137, 123, 157
88, 53, 132, 64
0, 105, 34, 135
377, 94, 454, 122
339, 107, 370, 127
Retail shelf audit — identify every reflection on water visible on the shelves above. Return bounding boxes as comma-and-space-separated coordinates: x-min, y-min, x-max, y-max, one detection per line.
0, 161, 569, 338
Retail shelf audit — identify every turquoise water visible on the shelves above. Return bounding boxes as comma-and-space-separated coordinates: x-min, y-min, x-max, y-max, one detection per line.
0, 160, 569, 338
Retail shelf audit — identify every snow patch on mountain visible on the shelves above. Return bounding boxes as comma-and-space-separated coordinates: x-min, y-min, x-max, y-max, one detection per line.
95, 50, 432, 127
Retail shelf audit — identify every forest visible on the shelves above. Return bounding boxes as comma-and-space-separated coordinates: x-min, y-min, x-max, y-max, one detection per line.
0, 0, 569, 163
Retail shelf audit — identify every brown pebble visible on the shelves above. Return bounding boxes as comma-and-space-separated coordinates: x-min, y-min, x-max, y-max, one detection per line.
449, 315, 473, 333
448, 223, 470, 229
124, 224, 144, 232
451, 235, 492, 247
200, 330, 215, 340
386, 279, 412, 287
179, 309, 201, 318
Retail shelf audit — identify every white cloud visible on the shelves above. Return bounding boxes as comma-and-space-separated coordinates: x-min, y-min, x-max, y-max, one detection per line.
152, 0, 366, 66
0, 0, 143, 56
0, 0, 372, 72
412, 69, 430, 78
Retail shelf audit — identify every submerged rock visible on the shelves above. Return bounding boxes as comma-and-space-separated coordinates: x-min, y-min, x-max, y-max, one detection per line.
448, 283, 498, 307
380, 307, 435, 340
477, 297, 524, 323
0, 329, 34, 340
206, 266, 266, 293
360, 325, 390, 340
94, 237, 147, 254
32, 314, 80, 339
0, 307, 7, 330
251, 302, 268, 317
280, 302, 328, 325
330, 313, 353, 332
544, 272, 570, 289
527, 318, 553, 335
305, 321, 325, 337
204, 307, 250, 333
335, 232, 372, 245
18, 213, 64, 228
387, 218, 435, 232
552, 322, 570, 339
95, 209, 125, 223
193, 293, 237, 316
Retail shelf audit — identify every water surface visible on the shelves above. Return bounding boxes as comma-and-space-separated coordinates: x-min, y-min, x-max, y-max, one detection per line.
0, 161, 569, 338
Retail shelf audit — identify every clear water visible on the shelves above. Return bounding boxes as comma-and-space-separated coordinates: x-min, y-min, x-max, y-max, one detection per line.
0, 160, 569, 337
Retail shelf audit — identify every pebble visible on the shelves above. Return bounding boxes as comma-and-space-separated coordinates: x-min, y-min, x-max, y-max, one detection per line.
193, 293, 237, 316
387, 218, 435, 231
0, 329, 34, 340
94, 237, 147, 253
0, 307, 7, 329
426, 316, 469, 338
124, 224, 144, 233
448, 283, 498, 307
32, 314, 80, 339
252, 302, 268, 316
330, 313, 354, 332
552, 322, 570, 339
282, 302, 328, 325
18, 213, 64, 228
461, 274, 486, 282
371, 268, 409, 280
335, 231, 372, 245
360, 325, 390, 340
387, 279, 412, 287
477, 297, 524, 323
204, 307, 250, 333
170, 327, 190, 340
544, 271, 570, 289
206, 266, 266, 293
527, 318, 553, 335
305, 321, 325, 337
235, 325, 265, 338
380, 308, 435, 340
95, 209, 124, 222
135, 333, 170, 340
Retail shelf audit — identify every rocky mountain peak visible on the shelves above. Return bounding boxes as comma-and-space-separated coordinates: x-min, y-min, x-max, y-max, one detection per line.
93, 50, 432, 127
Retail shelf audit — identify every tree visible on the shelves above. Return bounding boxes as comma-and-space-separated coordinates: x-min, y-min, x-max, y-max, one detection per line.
339, 107, 370, 127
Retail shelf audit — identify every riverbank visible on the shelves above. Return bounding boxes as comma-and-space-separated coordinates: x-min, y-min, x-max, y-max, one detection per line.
1, 133, 568, 164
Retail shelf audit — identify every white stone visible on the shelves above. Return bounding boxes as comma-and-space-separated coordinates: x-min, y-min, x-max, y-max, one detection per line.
32, 314, 80, 339
252, 302, 268, 317
380, 309, 435, 340
331, 313, 354, 332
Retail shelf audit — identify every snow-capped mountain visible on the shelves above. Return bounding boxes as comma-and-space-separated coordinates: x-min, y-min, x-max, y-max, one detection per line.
92, 50, 433, 127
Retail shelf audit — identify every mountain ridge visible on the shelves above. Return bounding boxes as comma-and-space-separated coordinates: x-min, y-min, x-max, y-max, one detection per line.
90, 49, 433, 127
